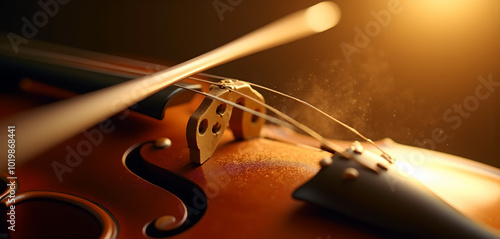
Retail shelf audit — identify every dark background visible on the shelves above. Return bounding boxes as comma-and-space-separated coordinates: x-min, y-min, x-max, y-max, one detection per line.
1, 0, 499, 167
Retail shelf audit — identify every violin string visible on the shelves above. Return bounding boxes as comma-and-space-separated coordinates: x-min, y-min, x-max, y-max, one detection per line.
245, 82, 394, 163
4, 46, 367, 160
11, 46, 381, 160
172, 84, 297, 132
224, 87, 350, 158
173, 83, 349, 158
186, 74, 394, 163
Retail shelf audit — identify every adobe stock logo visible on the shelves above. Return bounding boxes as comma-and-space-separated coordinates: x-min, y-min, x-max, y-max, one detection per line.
385, 74, 499, 191
415, 74, 499, 150
7, 0, 70, 53
212, 0, 243, 22
340, 0, 404, 63
51, 109, 133, 183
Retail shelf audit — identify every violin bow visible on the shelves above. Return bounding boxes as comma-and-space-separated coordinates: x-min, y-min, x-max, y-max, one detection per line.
1, 2, 341, 171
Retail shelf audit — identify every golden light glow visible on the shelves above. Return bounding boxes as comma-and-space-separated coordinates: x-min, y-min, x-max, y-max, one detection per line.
305, 1, 341, 33
413, 165, 500, 211
422, 0, 474, 13
408, 0, 489, 24
394, 158, 500, 223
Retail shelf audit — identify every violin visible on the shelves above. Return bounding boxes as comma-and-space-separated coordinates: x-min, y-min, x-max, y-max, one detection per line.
1, 2, 500, 239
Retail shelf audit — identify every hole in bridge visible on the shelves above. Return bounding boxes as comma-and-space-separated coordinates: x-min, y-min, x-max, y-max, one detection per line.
212, 122, 222, 134
216, 103, 227, 115
251, 108, 261, 123
199, 119, 208, 135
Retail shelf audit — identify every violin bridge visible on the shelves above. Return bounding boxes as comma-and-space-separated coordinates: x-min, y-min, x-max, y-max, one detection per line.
186, 80, 266, 164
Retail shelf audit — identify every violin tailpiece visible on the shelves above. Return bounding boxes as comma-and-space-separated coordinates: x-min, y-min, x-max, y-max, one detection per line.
186, 80, 266, 164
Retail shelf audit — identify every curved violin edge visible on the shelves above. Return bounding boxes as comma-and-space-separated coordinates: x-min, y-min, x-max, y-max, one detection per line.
1, 190, 119, 239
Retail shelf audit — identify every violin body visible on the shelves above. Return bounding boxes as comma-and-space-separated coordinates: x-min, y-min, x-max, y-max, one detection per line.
0, 87, 367, 238
0, 6, 499, 235
1, 78, 500, 238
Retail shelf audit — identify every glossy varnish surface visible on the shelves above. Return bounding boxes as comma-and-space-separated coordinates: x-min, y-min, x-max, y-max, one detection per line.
1, 84, 499, 238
